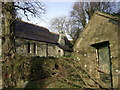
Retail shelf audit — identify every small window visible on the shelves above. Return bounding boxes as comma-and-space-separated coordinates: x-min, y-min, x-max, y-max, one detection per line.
28, 42, 30, 53
33, 42, 36, 54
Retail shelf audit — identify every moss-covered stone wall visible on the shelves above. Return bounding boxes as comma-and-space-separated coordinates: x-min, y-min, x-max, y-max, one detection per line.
74, 12, 120, 88
15, 38, 64, 57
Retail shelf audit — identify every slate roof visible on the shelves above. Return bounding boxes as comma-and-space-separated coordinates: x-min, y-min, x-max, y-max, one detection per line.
14, 20, 59, 44
14, 20, 73, 51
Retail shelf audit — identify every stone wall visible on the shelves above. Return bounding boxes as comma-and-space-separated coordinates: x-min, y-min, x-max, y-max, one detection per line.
15, 38, 64, 57
73, 12, 120, 88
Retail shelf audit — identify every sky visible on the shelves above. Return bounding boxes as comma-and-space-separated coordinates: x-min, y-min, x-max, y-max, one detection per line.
21, 1, 120, 32
22, 2, 75, 30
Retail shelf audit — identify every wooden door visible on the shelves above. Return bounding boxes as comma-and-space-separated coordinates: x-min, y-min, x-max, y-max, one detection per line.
98, 44, 112, 88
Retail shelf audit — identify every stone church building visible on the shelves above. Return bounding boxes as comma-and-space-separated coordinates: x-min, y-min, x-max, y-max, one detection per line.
14, 20, 73, 57
74, 11, 120, 88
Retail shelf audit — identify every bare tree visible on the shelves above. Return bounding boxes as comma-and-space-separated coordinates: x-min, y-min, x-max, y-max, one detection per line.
14, 2, 46, 20
70, 1, 113, 29
85, 2, 112, 19
70, 1, 118, 42
71, 2, 87, 29
50, 16, 67, 34
65, 19, 82, 44
50, 16, 82, 44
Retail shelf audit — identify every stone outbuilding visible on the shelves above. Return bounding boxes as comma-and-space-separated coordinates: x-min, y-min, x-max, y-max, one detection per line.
14, 20, 73, 57
74, 11, 120, 88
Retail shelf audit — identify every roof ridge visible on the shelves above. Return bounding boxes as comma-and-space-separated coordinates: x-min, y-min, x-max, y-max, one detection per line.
51, 32, 60, 35
16, 20, 49, 31
95, 11, 120, 22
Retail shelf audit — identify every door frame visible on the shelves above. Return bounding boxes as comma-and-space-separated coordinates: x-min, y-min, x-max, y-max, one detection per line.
91, 41, 113, 88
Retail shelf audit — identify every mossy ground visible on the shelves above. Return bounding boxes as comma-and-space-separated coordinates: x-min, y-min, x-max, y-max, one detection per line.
3, 56, 101, 89
23, 56, 86, 88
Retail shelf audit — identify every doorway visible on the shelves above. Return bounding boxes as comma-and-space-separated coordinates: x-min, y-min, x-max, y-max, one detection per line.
91, 41, 112, 88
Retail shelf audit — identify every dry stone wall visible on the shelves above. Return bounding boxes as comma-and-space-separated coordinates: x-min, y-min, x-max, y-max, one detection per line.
73, 12, 120, 88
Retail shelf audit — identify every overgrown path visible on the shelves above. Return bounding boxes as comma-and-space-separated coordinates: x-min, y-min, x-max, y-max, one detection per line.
23, 57, 107, 88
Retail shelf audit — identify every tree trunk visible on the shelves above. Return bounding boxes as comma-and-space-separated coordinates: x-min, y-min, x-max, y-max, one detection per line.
0, 2, 2, 89
2, 2, 16, 88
